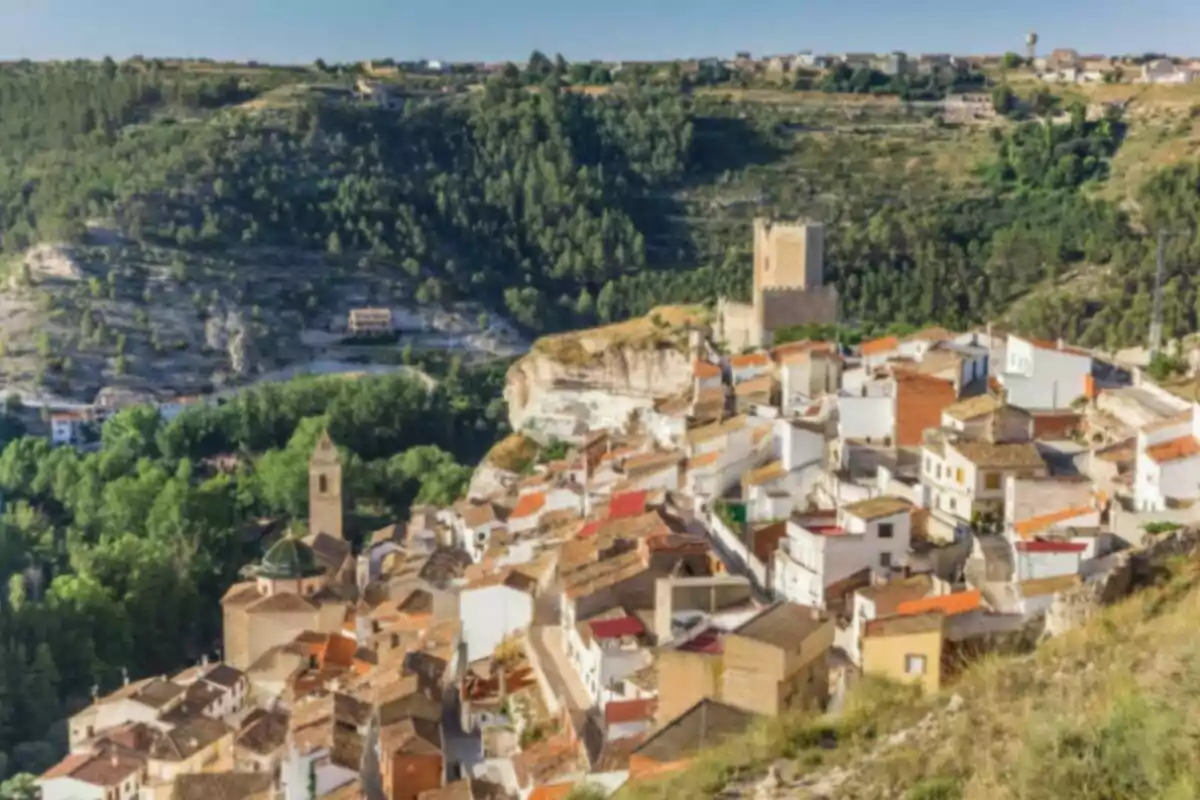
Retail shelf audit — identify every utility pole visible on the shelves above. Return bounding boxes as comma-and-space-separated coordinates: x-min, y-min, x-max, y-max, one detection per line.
1150, 229, 1192, 358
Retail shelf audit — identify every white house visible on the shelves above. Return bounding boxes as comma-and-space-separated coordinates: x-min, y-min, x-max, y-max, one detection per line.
565, 613, 654, 706
999, 334, 1093, 411
727, 352, 771, 384
1133, 404, 1200, 512
450, 501, 507, 561
38, 751, 145, 800
772, 496, 913, 609
50, 411, 90, 447
157, 395, 206, 424
459, 570, 537, 663
773, 343, 840, 415
685, 415, 773, 503
743, 420, 827, 522
1139, 59, 1194, 85
693, 360, 723, 394
838, 376, 895, 445
921, 433, 1048, 524
507, 485, 583, 535
859, 336, 900, 370
848, 579, 981, 668
1011, 540, 1087, 581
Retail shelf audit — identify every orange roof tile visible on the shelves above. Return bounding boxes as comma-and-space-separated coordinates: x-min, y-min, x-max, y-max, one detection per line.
729, 352, 770, 369
687, 452, 720, 470
510, 492, 547, 520
1013, 506, 1096, 540
1146, 435, 1200, 465
693, 360, 722, 379
895, 590, 981, 617
860, 336, 899, 357
894, 373, 956, 447
528, 783, 575, 800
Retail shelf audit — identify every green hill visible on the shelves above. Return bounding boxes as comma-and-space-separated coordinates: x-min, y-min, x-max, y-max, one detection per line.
2, 58, 1200, 401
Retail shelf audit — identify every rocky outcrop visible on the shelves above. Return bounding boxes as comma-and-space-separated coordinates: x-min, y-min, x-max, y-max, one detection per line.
504, 307, 706, 442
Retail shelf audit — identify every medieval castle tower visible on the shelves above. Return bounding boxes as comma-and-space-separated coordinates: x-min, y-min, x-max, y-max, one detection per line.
718, 218, 839, 351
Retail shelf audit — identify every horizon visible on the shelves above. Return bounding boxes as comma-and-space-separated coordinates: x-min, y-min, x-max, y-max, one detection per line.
2, 0, 1198, 66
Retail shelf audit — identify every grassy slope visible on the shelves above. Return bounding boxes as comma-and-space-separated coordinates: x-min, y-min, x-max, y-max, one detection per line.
621, 553, 1200, 800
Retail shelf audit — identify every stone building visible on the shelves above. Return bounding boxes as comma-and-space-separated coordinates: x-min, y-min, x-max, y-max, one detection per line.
222, 434, 354, 670
717, 218, 839, 351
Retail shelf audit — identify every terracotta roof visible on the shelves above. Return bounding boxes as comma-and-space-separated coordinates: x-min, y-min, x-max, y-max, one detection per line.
904, 326, 955, 343
1013, 506, 1095, 540
172, 772, 273, 800
743, 460, 786, 487
609, 490, 648, 520
563, 550, 647, 599
1142, 410, 1192, 433
687, 414, 748, 445
694, 360, 722, 379
1016, 540, 1088, 553
950, 440, 1045, 469
841, 496, 911, 521
734, 375, 773, 396
605, 698, 657, 725
860, 336, 899, 356
895, 373, 957, 447
687, 451, 721, 470
509, 492, 547, 520
895, 589, 981, 617
865, 611, 944, 638
1146, 435, 1200, 465
732, 601, 828, 650
624, 451, 684, 475
588, 616, 646, 639
380, 717, 443, 757
528, 783, 575, 800
461, 502, 498, 528
632, 698, 755, 764
942, 394, 1002, 422
237, 709, 289, 756
42, 751, 144, 786
729, 352, 770, 369
419, 781, 474, 800
857, 575, 933, 615
1017, 574, 1081, 598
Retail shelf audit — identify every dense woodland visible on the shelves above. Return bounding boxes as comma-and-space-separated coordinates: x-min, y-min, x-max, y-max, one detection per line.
0, 365, 507, 784
1, 58, 1199, 349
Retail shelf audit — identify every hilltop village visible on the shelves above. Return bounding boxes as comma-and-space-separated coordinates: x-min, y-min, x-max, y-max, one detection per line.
34, 219, 1200, 800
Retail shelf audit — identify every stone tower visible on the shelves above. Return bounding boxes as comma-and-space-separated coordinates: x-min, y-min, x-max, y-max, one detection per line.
753, 218, 825, 297
309, 431, 343, 540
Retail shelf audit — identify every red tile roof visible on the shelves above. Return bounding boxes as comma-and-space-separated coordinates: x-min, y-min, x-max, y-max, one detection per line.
729, 352, 770, 369
1015, 540, 1088, 554
693, 360, 722, 379
895, 589, 982, 617
588, 616, 646, 639
677, 627, 724, 654
605, 698, 657, 726
1013, 506, 1095, 540
510, 492, 547, 520
609, 490, 649, 520
577, 520, 602, 539
1146, 435, 1200, 465
860, 336, 899, 356
895, 373, 957, 447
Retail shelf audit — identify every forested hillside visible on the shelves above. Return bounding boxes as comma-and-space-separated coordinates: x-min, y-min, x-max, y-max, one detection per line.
2, 58, 1200, 356
0, 363, 507, 782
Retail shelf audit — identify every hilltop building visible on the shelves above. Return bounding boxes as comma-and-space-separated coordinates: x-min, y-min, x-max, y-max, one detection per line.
717, 218, 839, 352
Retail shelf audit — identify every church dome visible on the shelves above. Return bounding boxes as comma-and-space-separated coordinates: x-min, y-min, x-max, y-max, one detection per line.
258, 536, 324, 580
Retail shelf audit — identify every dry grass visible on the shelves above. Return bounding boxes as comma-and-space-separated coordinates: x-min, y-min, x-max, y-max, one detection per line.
693, 88, 903, 107
531, 305, 709, 366
621, 554, 1200, 800
484, 433, 540, 473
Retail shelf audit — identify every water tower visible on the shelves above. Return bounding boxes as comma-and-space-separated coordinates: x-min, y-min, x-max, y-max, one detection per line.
1026, 31, 1038, 63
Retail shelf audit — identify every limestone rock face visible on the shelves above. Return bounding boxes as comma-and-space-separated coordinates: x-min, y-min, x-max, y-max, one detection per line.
503, 307, 705, 443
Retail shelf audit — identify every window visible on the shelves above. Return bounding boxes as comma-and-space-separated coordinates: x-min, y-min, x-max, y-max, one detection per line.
936, 465, 943, 479
905, 654, 927, 675
318, 474, 328, 494
948, 497, 957, 512
924, 457, 931, 473
880, 552, 892, 569
955, 468, 965, 485
984, 472, 1001, 490
878, 523, 894, 539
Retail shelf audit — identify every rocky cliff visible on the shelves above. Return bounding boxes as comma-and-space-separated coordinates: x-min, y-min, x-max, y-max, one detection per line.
504, 306, 709, 442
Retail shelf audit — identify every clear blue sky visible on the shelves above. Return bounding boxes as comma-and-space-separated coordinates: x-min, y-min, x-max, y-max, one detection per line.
2, 0, 1197, 65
